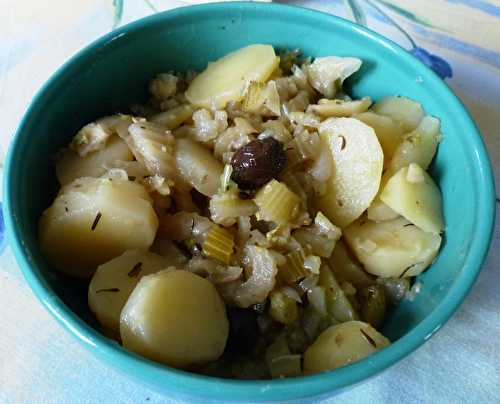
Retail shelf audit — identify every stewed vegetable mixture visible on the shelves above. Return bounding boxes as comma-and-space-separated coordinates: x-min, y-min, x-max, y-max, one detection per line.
39, 44, 444, 378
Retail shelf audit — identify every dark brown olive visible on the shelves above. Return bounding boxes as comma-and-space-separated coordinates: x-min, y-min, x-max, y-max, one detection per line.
231, 137, 287, 190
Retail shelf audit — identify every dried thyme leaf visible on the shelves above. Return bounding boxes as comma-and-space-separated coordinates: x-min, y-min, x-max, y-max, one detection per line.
360, 329, 377, 348
96, 288, 120, 294
91, 212, 102, 231
128, 262, 143, 278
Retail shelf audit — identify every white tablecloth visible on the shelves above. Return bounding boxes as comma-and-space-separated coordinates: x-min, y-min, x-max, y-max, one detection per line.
1, 1, 499, 403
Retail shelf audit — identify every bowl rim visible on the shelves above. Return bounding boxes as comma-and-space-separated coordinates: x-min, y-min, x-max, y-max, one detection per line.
3, 1, 496, 401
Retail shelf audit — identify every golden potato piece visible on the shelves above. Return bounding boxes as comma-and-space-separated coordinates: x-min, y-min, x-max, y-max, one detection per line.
39, 177, 158, 278
316, 118, 384, 228
186, 44, 279, 109
381, 163, 444, 234
372, 95, 424, 132
304, 321, 390, 374
56, 136, 133, 185
344, 217, 441, 278
120, 270, 229, 369
88, 250, 169, 333
175, 138, 223, 197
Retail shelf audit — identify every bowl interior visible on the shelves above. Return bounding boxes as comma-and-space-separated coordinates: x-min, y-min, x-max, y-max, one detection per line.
4, 3, 495, 401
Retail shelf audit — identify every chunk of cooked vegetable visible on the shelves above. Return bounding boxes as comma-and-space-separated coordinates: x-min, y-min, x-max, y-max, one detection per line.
293, 212, 341, 258
254, 180, 300, 225
186, 44, 279, 109
279, 249, 310, 284
120, 121, 184, 194
88, 249, 168, 332
234, 246, 278, 307
366, 198, 400, 222
328, 240, 374, 288
316, 117, 384, 228
381, 163, 444, 234
372, 95, 424, 132
243, 80, 281, 116
344, 217, 442, 278
306, 56, 362, 98
388, 116, 441, 174
39, 177, 158, 277
56, 136, 134, 185
120, 269, 229, 369
367, 115, 441, 221
209, 189, 258, 226
175, 138, 224, 196
202, 224, 235, 265
150, 104, 193, 129
358, 284, 386, 328
70, 114, 131, 157
319, 264, 359, 323
355, 111, 404, 167
269, 289, 299, 325
308, 97, 371, 118
231, 138, 287, 190
149, 73, 178, 100
303, 321, 390, 373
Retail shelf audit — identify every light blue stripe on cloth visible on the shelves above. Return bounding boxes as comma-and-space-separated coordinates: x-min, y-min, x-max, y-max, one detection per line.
412, 24, 500, 70
445, 0, 500, 18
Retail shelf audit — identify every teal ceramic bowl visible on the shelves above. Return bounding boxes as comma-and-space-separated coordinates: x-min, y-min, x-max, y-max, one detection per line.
3, 2, 496, 402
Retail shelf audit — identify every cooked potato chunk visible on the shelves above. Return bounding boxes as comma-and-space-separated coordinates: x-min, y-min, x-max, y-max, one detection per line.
328, 240, 374, 288
367, 116, 441, 221
372, 95, 424, 132
39, 177, 158, 278
304, 321, 390, 374
355, 111, 404, 167
88, 250, 169, 332
120, 270, 229, 369
388, 116, 441, 174
308, 97, 372, 118
316, 118, 383, 228
366, 199, 400, 222
186, 44, 279, 109
175, 138, 223, 196
381, 164, 444, 234
343, 217, 441, 278
56, 136, 133, 185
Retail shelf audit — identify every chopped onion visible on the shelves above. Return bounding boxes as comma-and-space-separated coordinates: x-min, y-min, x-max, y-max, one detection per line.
308, 286, 327, 317
234, 246, 278, 307
281, 286, 302, 303
297, 274, 319, 294
303, 255, 321, 274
